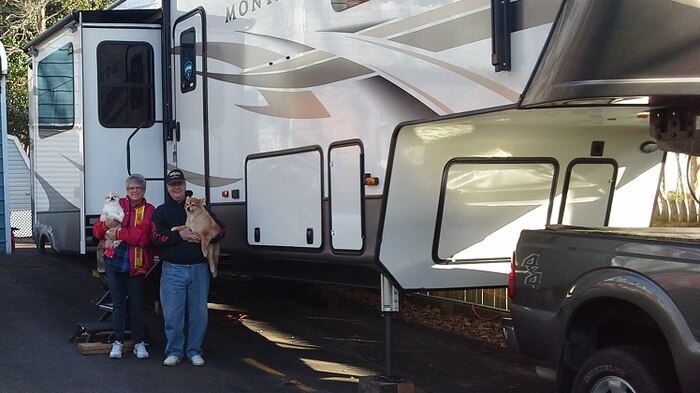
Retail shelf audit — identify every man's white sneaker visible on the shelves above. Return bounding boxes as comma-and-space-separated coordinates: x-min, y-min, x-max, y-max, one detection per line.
109, 341, 123, 359
190, 355, 205, 366
163, 355, 181, 366
133, 342, 149, 359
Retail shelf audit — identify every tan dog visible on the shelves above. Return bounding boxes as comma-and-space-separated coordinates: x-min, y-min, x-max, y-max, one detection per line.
171, 196, 221, 277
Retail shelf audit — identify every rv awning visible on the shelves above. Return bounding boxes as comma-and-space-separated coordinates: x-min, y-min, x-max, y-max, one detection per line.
519, 0, 700, 108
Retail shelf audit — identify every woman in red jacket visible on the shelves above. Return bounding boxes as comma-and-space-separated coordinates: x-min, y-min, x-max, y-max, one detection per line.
93, 174, 155, 360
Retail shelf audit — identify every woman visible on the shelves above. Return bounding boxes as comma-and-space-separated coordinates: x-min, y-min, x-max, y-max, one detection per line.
93, 174, 155, 359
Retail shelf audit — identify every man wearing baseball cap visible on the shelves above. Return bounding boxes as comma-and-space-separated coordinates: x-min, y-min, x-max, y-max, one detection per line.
150, 169, 225, 367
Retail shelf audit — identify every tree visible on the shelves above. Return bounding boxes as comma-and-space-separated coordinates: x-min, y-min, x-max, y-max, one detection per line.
0, 0, 111, 150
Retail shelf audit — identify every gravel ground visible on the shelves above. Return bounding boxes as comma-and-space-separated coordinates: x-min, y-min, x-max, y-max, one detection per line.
325, 287, 507, 348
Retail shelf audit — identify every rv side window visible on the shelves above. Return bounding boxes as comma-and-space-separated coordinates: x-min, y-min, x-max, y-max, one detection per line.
37, 42, 74, 136
435, 159, 558, 262
331, 0, 370, 12
180, 28, 196, 93
97, 42, 155, 128
559, 159, 617, 226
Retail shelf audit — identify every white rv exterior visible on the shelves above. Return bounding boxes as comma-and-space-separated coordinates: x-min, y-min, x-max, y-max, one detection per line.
24, 0, 674, 289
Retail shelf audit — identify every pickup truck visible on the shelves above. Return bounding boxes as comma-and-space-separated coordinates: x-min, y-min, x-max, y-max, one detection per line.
504, 225, 700, 393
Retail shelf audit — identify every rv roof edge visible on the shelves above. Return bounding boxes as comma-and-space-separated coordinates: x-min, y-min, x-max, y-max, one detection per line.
22, 9, 162, 53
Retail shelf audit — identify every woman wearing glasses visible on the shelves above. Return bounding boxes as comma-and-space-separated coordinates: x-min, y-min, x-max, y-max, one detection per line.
93, 173, 156, 360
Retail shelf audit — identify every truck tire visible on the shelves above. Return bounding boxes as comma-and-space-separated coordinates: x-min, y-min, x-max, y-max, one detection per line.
572, 346, 677, 393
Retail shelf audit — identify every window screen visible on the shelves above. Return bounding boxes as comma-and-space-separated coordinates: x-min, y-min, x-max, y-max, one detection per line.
97, 42, 155, 128
37, 42, 74, 138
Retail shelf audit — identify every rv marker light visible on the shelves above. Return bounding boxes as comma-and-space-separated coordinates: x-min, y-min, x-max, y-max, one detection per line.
364, 176, 379, 186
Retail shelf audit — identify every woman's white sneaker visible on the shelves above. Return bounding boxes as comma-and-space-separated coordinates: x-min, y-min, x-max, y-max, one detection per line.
109, 341, 123, 359
133, 342, 149, 359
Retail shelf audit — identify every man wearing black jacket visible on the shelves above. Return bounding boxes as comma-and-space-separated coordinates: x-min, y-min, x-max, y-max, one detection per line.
151, 169, 225, 367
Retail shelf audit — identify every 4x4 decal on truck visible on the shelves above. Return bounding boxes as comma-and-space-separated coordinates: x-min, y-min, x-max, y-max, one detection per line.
522, 253, 542, 289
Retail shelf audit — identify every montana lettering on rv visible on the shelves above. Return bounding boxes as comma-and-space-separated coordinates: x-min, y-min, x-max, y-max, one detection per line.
226, 0, 281, 23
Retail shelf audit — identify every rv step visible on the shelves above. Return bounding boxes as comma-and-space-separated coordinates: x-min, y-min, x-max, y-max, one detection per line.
77, 340, 134, 355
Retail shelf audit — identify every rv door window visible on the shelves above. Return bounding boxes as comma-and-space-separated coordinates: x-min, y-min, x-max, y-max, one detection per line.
97, 42, 155, 128
37, 42, 74, 137
180, 28, 196, 93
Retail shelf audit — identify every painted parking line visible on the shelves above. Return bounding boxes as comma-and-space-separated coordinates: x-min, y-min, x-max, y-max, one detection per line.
243, 357, 316, 392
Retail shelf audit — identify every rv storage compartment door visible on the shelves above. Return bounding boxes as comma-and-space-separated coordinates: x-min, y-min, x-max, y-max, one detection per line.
329, 143, 363, 252
246, 148, 322, 248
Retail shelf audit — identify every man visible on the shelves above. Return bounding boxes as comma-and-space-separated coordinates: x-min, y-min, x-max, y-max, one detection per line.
151, 169, 225, 366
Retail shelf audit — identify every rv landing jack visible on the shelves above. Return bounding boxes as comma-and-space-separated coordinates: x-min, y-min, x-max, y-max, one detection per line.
357, 277, 415, 393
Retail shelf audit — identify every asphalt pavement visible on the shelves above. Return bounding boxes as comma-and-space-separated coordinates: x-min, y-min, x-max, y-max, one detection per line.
0, 244, 554, 393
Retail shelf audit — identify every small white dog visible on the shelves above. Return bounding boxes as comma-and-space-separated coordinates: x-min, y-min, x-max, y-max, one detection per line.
100, 192, 124, 257
101, 192, 125, 222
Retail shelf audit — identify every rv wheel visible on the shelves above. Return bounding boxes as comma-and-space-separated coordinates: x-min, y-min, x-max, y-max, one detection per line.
38, 235, 51, 254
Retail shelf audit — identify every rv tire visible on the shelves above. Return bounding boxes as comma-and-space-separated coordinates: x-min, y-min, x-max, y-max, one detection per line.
38, 235, 51, 254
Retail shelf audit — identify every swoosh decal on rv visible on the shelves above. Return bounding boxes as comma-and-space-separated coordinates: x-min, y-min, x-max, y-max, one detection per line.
388, 1, 559, 53
177, 34, 315, 70
203, 42, 280, 69
380, 71, 454, 114
237, 90, 330, 119
39, 129, 71, 139
34, 174, 79, 213
240, 50, 334, 74
352, 36, 520, 102
61, 154, 84, 172
359, 0, 558, 53
207, 57, 374, 89
316, 20, 391, 34
178, 42, 332, 74
166, 165, 241, 188
359, 0, 491, 39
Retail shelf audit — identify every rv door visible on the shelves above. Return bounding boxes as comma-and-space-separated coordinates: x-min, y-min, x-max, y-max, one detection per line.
171, 8, 207, 198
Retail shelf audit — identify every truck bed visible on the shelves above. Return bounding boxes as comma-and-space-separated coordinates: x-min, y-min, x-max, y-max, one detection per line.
544, 224, 700, 242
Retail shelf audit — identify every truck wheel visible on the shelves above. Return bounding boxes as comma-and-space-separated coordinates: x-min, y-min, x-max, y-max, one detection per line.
572, 346, 677, 393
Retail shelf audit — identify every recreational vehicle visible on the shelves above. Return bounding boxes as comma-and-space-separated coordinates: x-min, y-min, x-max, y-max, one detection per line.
22, 0, 692, 291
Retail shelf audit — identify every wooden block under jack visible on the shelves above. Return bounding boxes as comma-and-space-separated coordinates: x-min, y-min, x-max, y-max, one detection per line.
77, 340, 134, 355
358, 376, 414, 393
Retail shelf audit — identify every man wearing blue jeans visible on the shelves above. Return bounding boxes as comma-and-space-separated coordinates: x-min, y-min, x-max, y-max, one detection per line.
150, 169, 225, 366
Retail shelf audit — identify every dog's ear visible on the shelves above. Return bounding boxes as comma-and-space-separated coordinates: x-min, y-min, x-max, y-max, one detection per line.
201, 198, 207, 206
